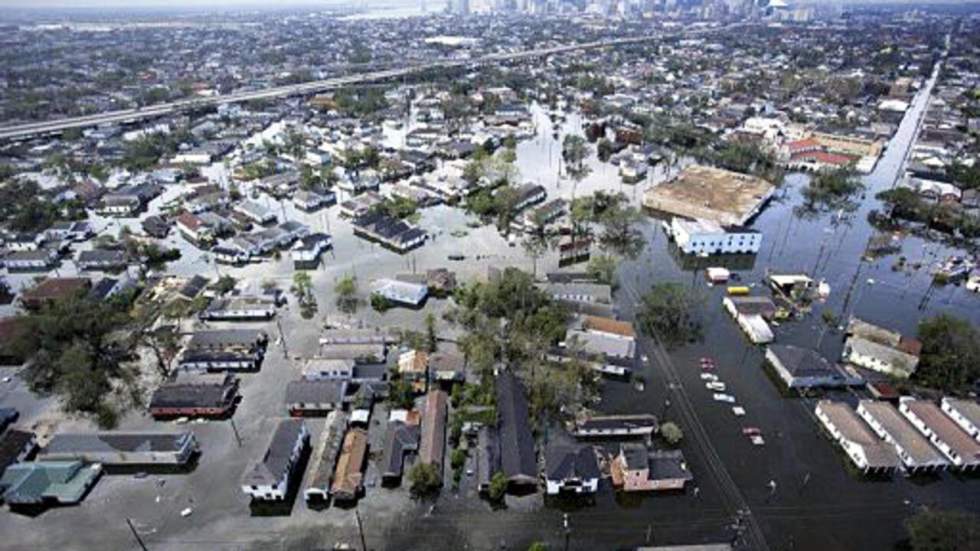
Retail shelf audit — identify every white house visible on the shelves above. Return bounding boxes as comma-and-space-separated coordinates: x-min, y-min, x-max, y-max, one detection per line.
241, 419, 310, 501
372, 279, 428, 307
842, 336, 919, 379
814, 400, 898, 474
544, 445, 600, 496
856, 400, 947, 473
765, 345, 861, 389
668, 218, 762, 256
899, 398, 980, 471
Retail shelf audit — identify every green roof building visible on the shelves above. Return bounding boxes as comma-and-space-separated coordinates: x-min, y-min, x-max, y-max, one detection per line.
0, 461, 102, 506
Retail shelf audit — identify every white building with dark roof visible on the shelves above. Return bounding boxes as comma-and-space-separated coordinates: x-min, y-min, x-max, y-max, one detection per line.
241, 419, 310, 501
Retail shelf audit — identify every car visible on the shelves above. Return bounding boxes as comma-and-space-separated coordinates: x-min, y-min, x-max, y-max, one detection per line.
448, 253, 466, 261
706, 381, 726, 391
700, 373, 719, 381
713, 393, 735, 403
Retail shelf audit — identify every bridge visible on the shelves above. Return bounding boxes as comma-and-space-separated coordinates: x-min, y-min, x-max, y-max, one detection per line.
0, 25, 733, 142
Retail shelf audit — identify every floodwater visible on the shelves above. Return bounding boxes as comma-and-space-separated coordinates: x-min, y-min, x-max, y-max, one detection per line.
4, 56, 978, 550
388, 59, 980, 550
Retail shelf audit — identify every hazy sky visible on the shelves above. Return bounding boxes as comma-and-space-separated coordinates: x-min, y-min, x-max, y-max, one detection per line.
0, 0, 361, 7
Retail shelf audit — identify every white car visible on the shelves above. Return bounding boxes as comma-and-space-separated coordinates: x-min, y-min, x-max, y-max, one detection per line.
706, 382, 727, 392
713, 393, 736, 403
700, 373, 719, 382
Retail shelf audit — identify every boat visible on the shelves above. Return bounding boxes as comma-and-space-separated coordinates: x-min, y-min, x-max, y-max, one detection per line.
932, 255, 976, 282
706, 382, 727, 391
713, 393, 735, 403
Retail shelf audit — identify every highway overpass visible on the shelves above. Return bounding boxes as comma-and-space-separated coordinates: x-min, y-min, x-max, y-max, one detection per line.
0, 26, 732, 142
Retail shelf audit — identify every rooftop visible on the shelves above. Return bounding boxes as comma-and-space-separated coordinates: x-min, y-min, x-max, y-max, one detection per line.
643, 165, 774, 226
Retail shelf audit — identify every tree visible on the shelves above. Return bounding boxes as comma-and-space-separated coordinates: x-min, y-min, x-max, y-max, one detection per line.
916, 314, 980, 392
291, 271, 317, 319
637, 283, 703, 348
800, 168, 864, 213
562, 134, 588, 175
13, 293, 134, 427
905, 508, 979, 551
425, 313, 438, 353
528, 543, 549, 551
586, 254, 617, 286
660, 421, 684, 446
521, 209, 559, 276
407, 462, 442, 497
488, 471, 508, 503
598, 199, 645, 259
335, 275, 358, 314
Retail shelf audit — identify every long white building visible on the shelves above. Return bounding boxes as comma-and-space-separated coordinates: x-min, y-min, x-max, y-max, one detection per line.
667, 217, 762, 256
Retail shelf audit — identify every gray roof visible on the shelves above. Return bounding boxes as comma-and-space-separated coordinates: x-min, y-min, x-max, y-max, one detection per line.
495, 371, 536, 482
44, 432, 192, 455
567, 329, 635, 360
859, 401, 946, 466
285, 380, 348, 406
648, 449, 694, 482
307, 411, 349, 492
767, 345, 836, 378
380, 422, 420, 478
544, 444, 599, 481
243, 419, 306, 486
187, 329, 267, 349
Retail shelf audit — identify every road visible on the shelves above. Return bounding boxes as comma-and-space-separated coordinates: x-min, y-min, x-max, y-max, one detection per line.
0, 24, 738, 142
618, 279, 770, 551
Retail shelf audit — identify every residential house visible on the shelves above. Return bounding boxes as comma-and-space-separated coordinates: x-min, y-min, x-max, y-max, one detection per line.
19, 278, 91, 310
76, 249, 127, 271
419, 390, 448, 481
200, 296, 277, 321
941, 398, 980, 442
234, 201, 277, 225
3, 250, 58, 272
241, 419, 310, 501
814, 400, 899, 474
0, 429, 38, 475
495, 371, 537, 490
304, 411, 349, 504
176, 212, 213, 245
0, 461, 102, 509
149, 376, 239, 419
765, 345, 862, 389
723, 296, 776, 344
573, 414, 658, 438
543, 444, 600, 495
293, 189, 336, 212
285, 380, 348, 416
856, 400, 947, 473
331, 428, 368, 503
611, 445, 693, 492
380, 421, 420, 486
898, 398, 980, 471
373, 278, 428, 308
41, 432, 199, 468
178, 329, 268, 371
842, 318, 921, 378
351, 211, 426, 253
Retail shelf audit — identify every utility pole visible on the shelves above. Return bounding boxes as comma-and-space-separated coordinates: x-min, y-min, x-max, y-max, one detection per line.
562, 513, 570, 551
355, 509, 368, 551
126, 518, 149, 551
276, 319, 288, 359
230, 418, 243, 448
